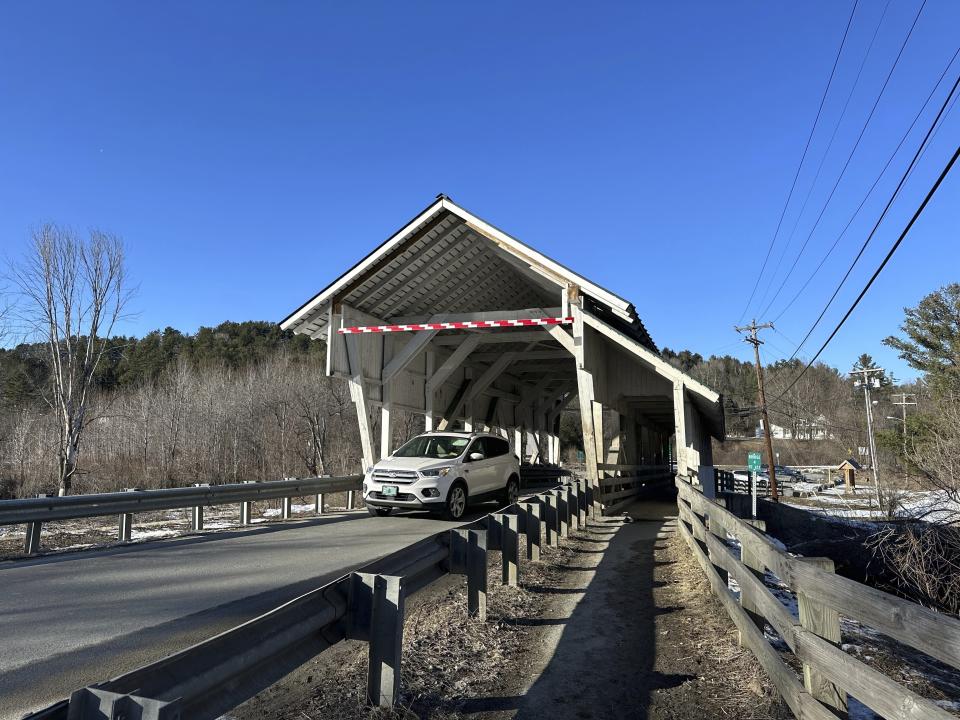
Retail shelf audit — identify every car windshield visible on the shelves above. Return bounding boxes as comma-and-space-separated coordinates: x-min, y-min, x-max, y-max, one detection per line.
393, 435, 470, 459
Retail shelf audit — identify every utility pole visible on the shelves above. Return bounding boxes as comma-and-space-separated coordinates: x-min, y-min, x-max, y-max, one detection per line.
735, 319, 778, 502
850, 366, 885, 513
892, 392, 916, 479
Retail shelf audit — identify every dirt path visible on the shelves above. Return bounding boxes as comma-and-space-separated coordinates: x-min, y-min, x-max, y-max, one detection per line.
234, 497, 790, 719
475, 500, 789, 720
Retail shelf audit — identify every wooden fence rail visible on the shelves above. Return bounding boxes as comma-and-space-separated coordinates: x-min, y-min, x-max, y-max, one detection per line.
675, 477, 960, 720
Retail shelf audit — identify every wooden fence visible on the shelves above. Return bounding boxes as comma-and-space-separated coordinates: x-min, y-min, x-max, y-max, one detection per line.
676, 477, 960, 720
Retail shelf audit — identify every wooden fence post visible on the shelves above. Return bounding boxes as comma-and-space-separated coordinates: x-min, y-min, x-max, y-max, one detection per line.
450, 528, 488, 620
797, 557, 848, 714
545, 494, 560, 547
738, 542, 766, 645
500, 514, 519, 586
522, 502, 542, 561
347, 573, 405, 708
555, 490, 569, 538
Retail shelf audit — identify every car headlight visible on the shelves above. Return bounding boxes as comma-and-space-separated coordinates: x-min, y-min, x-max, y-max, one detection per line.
420, 466, 451, 477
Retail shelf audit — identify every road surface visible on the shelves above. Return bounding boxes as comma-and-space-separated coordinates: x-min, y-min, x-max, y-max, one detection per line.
0, 509, 471, 718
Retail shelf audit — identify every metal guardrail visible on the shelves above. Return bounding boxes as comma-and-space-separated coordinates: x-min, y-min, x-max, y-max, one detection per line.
23, 478, 598, 719
0, 475, 363, 555
676, 477, 960, 720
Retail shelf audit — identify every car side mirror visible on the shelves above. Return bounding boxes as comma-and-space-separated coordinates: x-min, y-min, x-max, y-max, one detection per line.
468, 452, 484, 462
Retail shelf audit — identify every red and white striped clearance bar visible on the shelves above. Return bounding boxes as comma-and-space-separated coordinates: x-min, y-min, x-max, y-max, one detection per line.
338, 316, 574, 334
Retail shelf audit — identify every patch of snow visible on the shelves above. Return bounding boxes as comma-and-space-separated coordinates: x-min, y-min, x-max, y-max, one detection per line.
131, 528, 181, 540
896, 490, 960, 525
261, 503, 317, 518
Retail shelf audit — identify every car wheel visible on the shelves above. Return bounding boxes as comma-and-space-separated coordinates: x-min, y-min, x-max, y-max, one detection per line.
502, 476, 520, 506
367, 507, 392, 517
444, 482, 468, 521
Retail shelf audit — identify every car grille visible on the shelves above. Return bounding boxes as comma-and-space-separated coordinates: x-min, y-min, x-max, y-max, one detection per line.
370, 492, 417, 502
372, 469, 418, 484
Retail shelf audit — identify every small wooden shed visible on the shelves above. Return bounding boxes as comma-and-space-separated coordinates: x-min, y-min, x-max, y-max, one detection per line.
836, 458, 863, 491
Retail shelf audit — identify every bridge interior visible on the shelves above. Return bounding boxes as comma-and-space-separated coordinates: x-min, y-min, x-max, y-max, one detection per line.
282, 196, 725, 507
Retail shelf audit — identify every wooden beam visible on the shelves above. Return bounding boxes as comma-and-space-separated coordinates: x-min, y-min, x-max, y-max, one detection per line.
426, 335, 480, 393
543, 325, 576, 355
432, 330, 551, 346
345, 334, 376, 470
381, 327, 438, 384
391, 307, 563, 325
470, 350, 568, 362
464, 353, 517, 405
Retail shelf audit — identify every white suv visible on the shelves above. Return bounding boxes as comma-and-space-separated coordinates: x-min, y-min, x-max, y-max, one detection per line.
363, 431, 521, 520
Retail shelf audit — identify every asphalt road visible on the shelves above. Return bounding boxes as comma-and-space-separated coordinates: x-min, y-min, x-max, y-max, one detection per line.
0, 508, 475, 719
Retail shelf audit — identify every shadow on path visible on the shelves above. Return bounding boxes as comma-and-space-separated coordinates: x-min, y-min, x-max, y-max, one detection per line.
462, 498, 688, 719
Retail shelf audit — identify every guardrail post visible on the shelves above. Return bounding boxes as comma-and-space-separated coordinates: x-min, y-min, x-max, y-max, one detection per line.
118, 489, 137, 543
347, 573, 405, 708
565, 485, 578, 532
282, 497, 293, 520
191, 483, 208, 531
316, 493, 324, 515
347, 489, 356, 510
797, 557, 848, 714
192, 505, 204, 531
544, 493, 560, 547
240, 480, 257, 525
521, 502, 542, 561
450, 528, 487, 620
496, 513, 519, 586
584, 480, 596, 518
555, 490, 569, 539
23, 493, 48, 555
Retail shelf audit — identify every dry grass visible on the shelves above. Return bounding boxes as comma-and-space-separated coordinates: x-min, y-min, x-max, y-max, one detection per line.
290, 551, 558, 720
664, 530, 793, 719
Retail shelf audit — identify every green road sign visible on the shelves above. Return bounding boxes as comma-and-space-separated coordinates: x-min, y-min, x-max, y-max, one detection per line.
748, 451, 762, 472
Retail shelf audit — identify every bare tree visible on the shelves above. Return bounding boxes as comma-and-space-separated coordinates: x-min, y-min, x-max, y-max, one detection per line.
11, 225, 131, 495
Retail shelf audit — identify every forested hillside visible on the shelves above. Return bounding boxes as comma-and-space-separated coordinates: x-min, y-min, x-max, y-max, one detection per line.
0, 322, 366, 498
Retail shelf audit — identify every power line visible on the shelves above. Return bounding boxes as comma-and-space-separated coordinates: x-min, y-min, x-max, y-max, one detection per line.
736, 0, 860, 324
783, 67, 960, 363
755, 0, 891, 317
771, 44, 960, 324
757, 0, 927, 319
772, 139, 960, 402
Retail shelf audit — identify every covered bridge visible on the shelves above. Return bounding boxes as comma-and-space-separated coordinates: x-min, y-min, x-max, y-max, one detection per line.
281, 195, 724, 509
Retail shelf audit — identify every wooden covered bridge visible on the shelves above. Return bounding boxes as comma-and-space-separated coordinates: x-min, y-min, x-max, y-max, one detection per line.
281, 195, 725, 509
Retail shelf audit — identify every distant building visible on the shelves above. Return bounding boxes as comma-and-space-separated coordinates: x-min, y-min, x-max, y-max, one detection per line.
756, 416, 832, 441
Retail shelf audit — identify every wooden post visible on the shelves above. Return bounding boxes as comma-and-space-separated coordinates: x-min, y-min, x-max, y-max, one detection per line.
567, 484, 579, 532
555, 489, 569, 538
797, 557, 848, 714
545, 494, 560, 547
451, 529, 488, 620
522, 502, 542, 561
706, 512, 728, 586
500, 514, 520, 586
347, 573, 405, 708
738, 542, 766, 644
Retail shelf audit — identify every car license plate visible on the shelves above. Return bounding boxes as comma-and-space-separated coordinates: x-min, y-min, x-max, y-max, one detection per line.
382, 485, 398, 497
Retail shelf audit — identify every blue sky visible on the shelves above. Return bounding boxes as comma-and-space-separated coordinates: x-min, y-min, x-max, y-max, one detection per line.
1, 1, 958, 381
